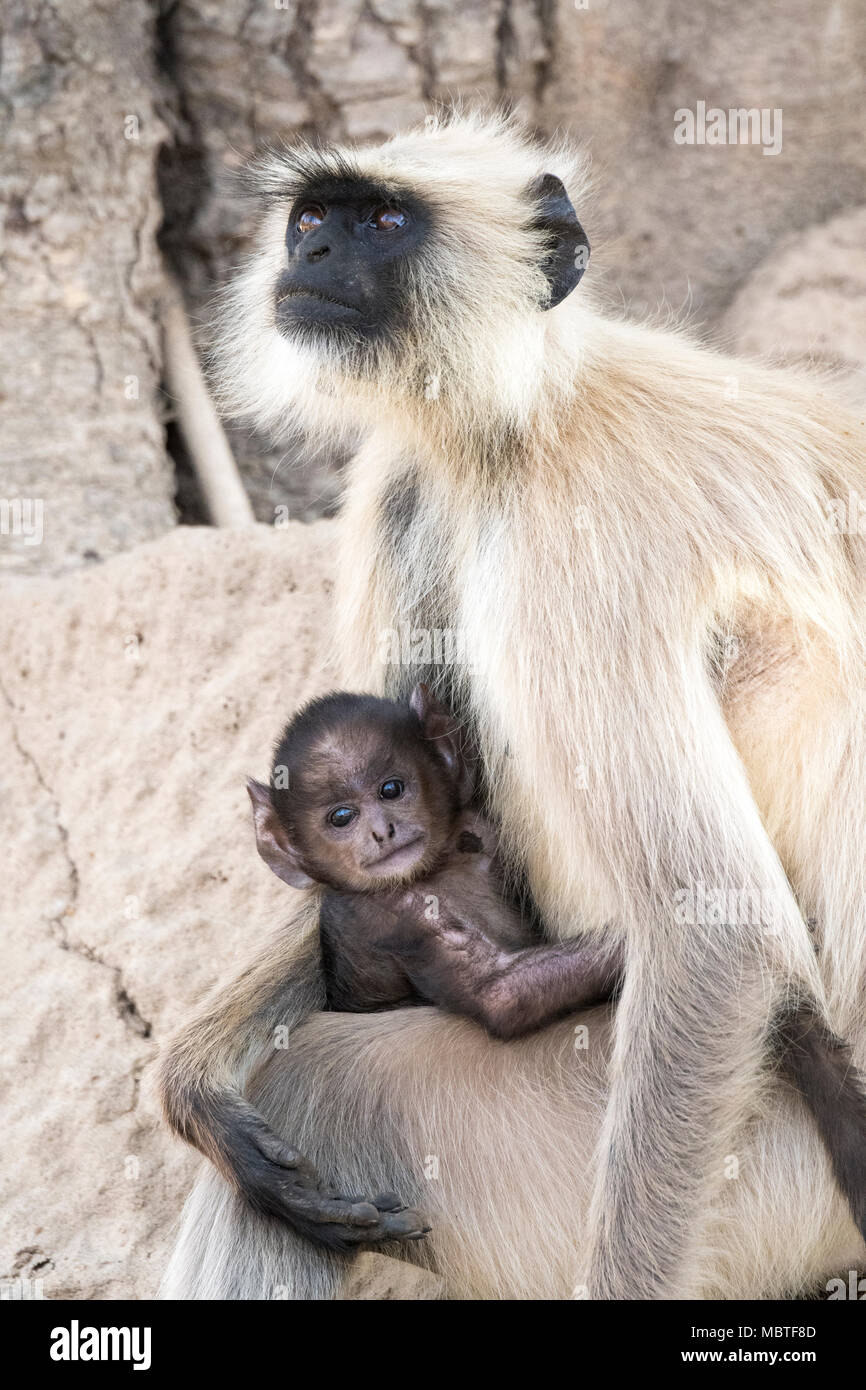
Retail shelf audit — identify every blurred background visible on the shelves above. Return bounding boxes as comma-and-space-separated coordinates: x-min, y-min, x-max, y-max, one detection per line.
3, 0, 866, 576
2, 1, 866, 1301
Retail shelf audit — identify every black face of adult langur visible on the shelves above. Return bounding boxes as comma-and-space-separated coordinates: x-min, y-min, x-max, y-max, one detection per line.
162, 113, 866, 1301
275, 185, 430, 345
274, 168, 588, 354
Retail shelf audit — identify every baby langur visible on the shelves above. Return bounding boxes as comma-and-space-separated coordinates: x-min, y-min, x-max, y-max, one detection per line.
248, 684, 622, 1037
249, 687, 866, 1243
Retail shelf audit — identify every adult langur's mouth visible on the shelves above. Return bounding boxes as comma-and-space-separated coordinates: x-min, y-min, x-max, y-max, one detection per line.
278, 288, 362, 318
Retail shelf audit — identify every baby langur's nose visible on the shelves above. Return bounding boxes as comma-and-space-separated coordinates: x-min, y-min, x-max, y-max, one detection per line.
371, 821, 396, 844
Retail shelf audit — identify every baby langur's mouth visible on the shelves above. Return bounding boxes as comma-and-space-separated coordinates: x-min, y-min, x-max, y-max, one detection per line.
363, 835, 426, 876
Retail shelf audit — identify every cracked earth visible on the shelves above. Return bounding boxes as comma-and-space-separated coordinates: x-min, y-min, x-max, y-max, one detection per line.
0, 521, 337, 1297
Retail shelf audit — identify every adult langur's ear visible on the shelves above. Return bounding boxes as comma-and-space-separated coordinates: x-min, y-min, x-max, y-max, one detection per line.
529, 173, 590, 309
409, 684, 475, 804
246, 778, 315, 889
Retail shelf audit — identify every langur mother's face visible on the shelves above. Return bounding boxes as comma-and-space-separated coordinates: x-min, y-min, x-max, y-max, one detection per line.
274, 175, 429, 349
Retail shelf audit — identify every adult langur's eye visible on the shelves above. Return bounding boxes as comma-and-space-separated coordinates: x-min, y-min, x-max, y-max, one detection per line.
379, 779, 404, 800
328, 806, 356, 828
297, 206, 325, 234
371, 207, 407, 231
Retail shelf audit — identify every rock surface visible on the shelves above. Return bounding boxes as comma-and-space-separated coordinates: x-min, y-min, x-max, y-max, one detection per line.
0, 521, 352, 1299
0, 0, 177, 577
340, 1252, 444, 1300
720, 205, 866, 397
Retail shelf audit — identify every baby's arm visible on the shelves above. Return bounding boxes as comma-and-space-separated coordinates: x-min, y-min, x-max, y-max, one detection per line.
391, 908, 623, 1039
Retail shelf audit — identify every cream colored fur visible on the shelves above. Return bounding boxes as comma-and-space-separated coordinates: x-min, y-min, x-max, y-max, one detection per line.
164, 109, 866, 1299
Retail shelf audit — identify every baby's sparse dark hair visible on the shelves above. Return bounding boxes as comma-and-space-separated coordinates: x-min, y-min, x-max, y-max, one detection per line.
269, 690, 431, 823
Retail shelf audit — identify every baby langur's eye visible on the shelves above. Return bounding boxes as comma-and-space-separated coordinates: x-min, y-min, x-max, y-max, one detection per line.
297, 206, 326, 234
379, 779, 404, 800
328, 806, 356, 829
371, 207, 407, 232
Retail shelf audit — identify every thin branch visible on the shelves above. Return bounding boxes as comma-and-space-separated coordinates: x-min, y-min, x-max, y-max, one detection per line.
162, 280, 256, 528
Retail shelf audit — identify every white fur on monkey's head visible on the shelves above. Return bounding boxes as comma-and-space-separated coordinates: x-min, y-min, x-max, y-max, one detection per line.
211, 109, 593, 447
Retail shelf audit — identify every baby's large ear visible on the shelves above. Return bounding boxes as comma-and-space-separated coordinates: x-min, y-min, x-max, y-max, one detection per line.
246, 779, 314, 889
409, 684, 475, 803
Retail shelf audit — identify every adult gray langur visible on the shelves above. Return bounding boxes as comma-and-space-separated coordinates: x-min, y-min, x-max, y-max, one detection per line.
159, 110, 866, 1300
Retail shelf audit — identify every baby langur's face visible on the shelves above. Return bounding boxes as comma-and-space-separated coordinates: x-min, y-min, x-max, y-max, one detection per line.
248, 684, 472, 896
296, 732, 456, 891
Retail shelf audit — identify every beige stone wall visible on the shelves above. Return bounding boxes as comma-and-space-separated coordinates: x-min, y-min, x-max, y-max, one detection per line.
0, 524, 334, 1296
